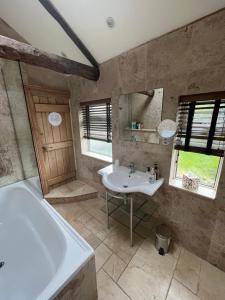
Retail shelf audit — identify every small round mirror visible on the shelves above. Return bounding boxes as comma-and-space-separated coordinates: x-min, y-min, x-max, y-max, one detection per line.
48, 112, 62, 127
157, 119, 177, 145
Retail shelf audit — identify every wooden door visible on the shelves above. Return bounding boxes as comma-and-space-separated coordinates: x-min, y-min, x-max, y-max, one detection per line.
25, 85, 76, 194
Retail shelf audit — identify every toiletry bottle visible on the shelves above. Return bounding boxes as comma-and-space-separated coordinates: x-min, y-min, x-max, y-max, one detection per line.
146, 166, 151, 178
146, 167, 151, 174
149, 167, 156, 183
132, 121, 136, 129
154, 163, 159, 180
114, 159, 119, 167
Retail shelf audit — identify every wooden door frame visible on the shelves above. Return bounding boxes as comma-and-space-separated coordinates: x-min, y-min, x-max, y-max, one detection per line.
24, 85, 71, 194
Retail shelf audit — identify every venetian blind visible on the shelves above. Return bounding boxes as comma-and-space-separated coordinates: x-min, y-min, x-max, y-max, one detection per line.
175, 92, 225, 157
81, 99, 112, 143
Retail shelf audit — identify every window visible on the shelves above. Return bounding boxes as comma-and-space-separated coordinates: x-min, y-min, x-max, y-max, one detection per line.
175, 151, 221, 187
88, 139, 112, 158
170, 91, 225, 199
80, 99, 112, 161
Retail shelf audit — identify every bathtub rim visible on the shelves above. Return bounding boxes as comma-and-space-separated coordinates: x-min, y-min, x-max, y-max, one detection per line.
0, 180, 95, 300
39, 199, 95, 300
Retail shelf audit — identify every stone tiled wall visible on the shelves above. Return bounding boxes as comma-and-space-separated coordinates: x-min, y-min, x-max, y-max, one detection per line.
0, 60, 24, 186
70, 9, 225, 271
2, 59, 39, 180
0, 60, 70, 188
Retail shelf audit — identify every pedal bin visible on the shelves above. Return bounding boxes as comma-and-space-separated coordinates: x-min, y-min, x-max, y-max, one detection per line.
155, 224, 171, 256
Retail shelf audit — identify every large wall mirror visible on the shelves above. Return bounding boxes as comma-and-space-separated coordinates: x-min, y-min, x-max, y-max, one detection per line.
119, 88, 163, 144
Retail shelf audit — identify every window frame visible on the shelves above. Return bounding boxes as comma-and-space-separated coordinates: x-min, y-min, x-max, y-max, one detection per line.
81, 99, 112, 143
175, 91, 225, 157
170, 91, 225, 199
169, 149, 223, 199
80, 99, 113, 162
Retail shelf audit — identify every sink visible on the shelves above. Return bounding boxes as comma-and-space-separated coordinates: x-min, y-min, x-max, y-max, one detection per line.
98, 164, 164, 247
98, 165, 164, 196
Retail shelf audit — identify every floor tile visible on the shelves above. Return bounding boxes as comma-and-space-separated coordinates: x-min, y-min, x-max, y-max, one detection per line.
109, 196, 123, 206
101, 201, 118, 214
95, 243, 112, 272
174, 249, 201, 293
118, 238, 177, 300
77, 211, 93, 225
134, 217, 158, 238
198, 260, 225, 300
55, 203, 102, 249
111, 208, 140, 228
103, 254, 127, 282
104, 225, 143, 264
79, 197, 105, 211
167, 279, 200, 300
53, 202, 84, 222
97, 269, 130, 300
86, 216, 117, 241
88, 207, 109, 224
84, 232, 102, 249
69, 219, 91, 238
53, 199, 225, 300
169, 243, 182, 260
89, 207, 120, 229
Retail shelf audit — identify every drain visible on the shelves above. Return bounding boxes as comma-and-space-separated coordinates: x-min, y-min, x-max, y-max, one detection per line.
0, 262, 4, 268
123, 185, 128, 188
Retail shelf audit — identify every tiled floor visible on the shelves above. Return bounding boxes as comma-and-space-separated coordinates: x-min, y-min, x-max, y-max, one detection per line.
53, 197, 225, 300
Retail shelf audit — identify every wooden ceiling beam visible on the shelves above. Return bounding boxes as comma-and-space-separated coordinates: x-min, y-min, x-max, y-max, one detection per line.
39, 0, 99, 69
0, 35, 99, 81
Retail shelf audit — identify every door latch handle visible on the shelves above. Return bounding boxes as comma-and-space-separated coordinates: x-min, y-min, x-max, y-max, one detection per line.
42, 145, 54, 151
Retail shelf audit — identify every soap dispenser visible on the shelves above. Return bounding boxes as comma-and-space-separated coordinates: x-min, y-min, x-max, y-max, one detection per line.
154, 163, 159, 180
149, 167, 156, 183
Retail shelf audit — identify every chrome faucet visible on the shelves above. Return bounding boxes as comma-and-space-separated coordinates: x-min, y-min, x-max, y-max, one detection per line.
129, 162, 135, 174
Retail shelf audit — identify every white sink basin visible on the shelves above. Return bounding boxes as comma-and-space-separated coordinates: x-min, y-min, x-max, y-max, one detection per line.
98, 165, 164, 196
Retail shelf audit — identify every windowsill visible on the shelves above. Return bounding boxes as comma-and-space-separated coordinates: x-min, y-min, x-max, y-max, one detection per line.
82, 151, 112, 163
169, 178, 216, 200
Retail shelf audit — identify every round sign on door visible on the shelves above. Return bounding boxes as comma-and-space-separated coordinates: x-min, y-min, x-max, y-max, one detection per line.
48, 112, 62, 127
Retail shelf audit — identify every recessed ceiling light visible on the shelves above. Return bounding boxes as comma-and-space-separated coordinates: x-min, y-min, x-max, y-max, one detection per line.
106, 17, 115, 28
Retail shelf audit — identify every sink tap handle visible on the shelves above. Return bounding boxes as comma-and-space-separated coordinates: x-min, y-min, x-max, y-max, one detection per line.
129, 162, 135, 173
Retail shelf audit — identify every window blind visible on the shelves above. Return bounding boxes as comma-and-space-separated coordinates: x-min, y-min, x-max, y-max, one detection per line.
175, 92, 225, 157
81, 99, 112, 143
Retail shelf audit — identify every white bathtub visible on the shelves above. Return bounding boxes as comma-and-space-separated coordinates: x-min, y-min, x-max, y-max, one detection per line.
0, 180, 94, 300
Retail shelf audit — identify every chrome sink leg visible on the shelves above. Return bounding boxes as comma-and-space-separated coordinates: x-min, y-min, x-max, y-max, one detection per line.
124, 194, 127, 206
106, 191, 110, 229
130, 196, 133, 247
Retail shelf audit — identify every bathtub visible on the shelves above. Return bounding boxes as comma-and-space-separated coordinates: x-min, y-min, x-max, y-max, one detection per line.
0, 180, 95, 300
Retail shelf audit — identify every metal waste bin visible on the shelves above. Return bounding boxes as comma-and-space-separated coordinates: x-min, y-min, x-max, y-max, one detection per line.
155, 224, 172, 256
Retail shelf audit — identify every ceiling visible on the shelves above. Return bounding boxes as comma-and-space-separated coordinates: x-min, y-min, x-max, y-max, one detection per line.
0, 0, 225, 66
